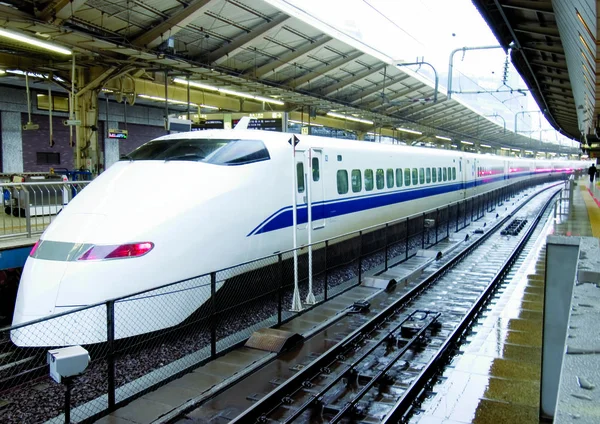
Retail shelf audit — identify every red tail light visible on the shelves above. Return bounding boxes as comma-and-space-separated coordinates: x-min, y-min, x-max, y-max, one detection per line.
30, 240, 40, 257
78, 242, 154, 261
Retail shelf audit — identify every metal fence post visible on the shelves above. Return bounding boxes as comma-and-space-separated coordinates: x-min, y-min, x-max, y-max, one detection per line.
358, 231, 363, 284
210, 272, 217, 358
24, 190, 31, 237
421, 213, 426, 248
324, 241, 329, 301
436, 208, 439, 244
446, 205, 450, 238
277, 254, 283, 325
106, 300, 116, 410
384, 223, 389, 271
405, 218, 409, 260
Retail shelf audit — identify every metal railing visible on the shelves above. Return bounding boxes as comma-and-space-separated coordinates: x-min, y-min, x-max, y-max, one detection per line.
0, 174, 569, 424
0, 181, 90, 239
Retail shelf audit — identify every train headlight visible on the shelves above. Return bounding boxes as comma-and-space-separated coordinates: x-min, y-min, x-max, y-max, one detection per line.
78, 242, 154, 260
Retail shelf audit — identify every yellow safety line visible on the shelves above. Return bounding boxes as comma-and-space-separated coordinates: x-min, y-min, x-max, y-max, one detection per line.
580, 185, 600, 237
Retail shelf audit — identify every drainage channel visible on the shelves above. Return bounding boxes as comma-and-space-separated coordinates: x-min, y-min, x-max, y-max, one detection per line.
174, 185, 561, 424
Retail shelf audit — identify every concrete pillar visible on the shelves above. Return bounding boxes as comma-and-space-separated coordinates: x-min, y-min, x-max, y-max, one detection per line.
1, 111, 24, 173
223, 114, 232, 129
104, 120, 120, 170
75, 89, 100, 174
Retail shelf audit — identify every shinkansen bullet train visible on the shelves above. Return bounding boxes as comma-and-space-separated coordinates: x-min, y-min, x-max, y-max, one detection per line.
11, 128, 588, 346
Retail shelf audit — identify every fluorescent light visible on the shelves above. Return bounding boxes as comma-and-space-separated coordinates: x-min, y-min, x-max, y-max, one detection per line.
500, 147, 510, 151
582, 154, 589, 158
525, 150, 533, 154
435, 135, 451, 141
327, 112, 373, 125
0, 69, 5, 75
138, 94, 219, 110
289, 119, 323, 127
460, 140, 473, 145
480, 144, 492, 148
450, 144, 458, 148
7, 69, 65, 82
397, 127, 422, 135
0, 28, 71, 55
174, 78, 284, 106
511, 148, 520, 152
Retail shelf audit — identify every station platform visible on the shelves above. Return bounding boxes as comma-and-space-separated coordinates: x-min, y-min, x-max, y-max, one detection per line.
93, 180, 599, 424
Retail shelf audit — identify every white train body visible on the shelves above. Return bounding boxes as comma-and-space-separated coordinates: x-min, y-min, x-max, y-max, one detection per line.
11, 129, 587, 346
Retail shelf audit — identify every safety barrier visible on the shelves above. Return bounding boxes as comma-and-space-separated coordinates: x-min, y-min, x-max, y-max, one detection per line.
0, 181, 90, 239
0, 174, 569, 424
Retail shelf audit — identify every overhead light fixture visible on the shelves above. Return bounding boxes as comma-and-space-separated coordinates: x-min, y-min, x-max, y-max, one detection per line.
525, 150, 533, 154
289, 119, 323, 127
460, 140, 473, 145
0, 69, 5, 75
6, 69, 66, 82
173, 78, 284, 106
450, 144, 458, 148
327, 112, 373, 125
582, 154, 589, 158
0, 28, 71, 55
480, 144, 492, 148
511, 148, 520, 152
435, 135, 451, 141
397, 127, 422, 135
138, 94, 219, 110
500, 147, 510, 151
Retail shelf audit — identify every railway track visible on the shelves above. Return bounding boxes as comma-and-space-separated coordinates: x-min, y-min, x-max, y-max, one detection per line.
203, 185, 561, 424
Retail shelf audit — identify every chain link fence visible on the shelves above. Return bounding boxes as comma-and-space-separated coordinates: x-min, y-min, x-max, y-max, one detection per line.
0, 175, 568, 423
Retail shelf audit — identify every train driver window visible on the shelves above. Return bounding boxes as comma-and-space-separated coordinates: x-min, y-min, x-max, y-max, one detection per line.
387, 169, 394, 188
364, 169, 374, 191
396, 168, 403, 187
297, 162, 305, 193
412, 168, 418, 185
352, 169, 362, 193
443, 167, 447, 181
404, 169, 411, 186
432, 168, 437, 183
312, 157, 320, 182
337, 170, 349, 194
376, 169, 384, 189
452, 167, 457, 180
426, 168, 431, 183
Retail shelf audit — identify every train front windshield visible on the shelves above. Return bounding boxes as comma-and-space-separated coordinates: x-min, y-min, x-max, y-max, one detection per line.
124, 138, 270, 165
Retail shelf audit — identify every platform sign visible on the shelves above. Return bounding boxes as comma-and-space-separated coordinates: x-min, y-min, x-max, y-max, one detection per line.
232, 118, 282, 132
108, 129, 128, 139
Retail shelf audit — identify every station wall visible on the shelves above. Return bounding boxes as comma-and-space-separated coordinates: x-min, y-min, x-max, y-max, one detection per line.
0, 85, 168, 174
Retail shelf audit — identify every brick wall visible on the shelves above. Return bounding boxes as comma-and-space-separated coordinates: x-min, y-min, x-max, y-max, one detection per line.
118, 123, 167, 156
21, 113, 75, 173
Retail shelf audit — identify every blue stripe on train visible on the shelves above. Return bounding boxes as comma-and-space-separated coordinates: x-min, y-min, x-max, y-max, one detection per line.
248, 171, 548, 236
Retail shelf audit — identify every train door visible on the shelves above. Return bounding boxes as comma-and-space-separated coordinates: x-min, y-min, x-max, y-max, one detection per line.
308, 148, 325, 230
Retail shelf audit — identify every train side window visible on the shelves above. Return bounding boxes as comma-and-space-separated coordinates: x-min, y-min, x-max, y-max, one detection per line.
438, 167, 442, 180
337, 170, 348, 194
365, 169, 374, 191
396, 168, 403, 187
351, 169, 362, 192
448, 167, 452, 180
412, 168, 418, 185
432, 167, 437, 182
386, 169, 394, 188
443, 167, 447, 181
297, 162, 305, 193
376, 169, 384, 189
419, 168, 425, 184
312, 157, 320, 182
452, 167, 456, 180
426, 168, 431, 183
404, 168, 411, 186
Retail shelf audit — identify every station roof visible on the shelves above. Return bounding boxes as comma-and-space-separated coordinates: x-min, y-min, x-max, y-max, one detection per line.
0, 0, 579, 153
473, 0, 597, 147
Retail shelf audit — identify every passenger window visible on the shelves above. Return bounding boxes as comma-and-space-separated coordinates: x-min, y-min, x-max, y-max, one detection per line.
419, 168, 425, 184
365, 169, 374, 191
337, 170, 348, 194
352, 169, 362, 192
297, 162, 305, 193
438, 167, 442, 180
432, 167, 437, 182
448, 167, 452, 180
426, 168, 431, 183
452, 167, 456, 180
376, 169, 384, 190
404, 168, 411, 186
312, 157, 320, 182
396, 168, 402, 187
412, 168, 418, 185
443, 167, 447, 181
386, 169, 394, 188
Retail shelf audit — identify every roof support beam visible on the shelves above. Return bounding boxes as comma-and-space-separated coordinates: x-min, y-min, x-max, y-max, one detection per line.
368, 83, 427, 110
320, 65, 386, 96
207, 15, 290, 64
502, 0, 554, 14
286, 51, 364, 88
246, 36, 331, 78
514, 24, 560, 38
133, 0, 213, 49
407, 102, 462, 122
348, 74, 410, 104
37, 0, 87, 23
